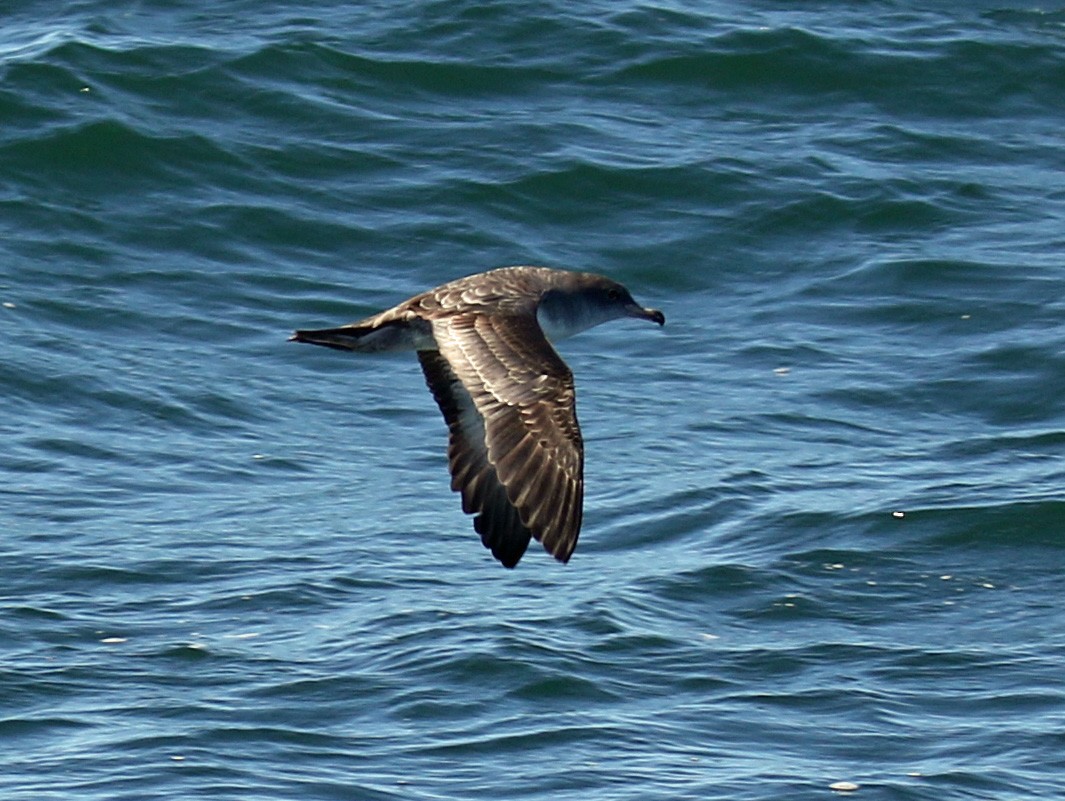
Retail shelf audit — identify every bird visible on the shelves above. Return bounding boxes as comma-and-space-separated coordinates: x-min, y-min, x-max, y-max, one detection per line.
291, 265, 664, 568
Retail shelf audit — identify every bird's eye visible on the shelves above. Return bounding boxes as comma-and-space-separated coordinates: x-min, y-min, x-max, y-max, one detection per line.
607, 288, 621, 300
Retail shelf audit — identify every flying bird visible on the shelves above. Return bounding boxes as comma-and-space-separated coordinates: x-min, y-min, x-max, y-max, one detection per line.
291, 266, 664, 568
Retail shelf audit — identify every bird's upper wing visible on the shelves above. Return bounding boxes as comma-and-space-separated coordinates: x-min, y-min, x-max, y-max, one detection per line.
417, 311, 584, 566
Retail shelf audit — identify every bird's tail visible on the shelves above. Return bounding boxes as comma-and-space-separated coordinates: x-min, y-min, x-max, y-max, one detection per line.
290, 317, 425, 353
289, 324, 375, 351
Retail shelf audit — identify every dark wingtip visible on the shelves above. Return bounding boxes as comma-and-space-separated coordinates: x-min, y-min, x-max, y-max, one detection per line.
492, 541, 525, 568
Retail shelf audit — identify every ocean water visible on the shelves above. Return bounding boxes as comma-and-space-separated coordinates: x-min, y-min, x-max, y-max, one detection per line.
3, 1, 1065, 798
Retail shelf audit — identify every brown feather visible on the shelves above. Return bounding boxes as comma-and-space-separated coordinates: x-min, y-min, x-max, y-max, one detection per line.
428, 313, 584, 566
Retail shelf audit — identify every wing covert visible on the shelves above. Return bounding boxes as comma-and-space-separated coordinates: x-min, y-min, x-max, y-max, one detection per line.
426, 312, 584, 564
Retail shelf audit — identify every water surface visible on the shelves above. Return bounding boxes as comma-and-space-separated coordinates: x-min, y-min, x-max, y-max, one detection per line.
3, 2, 1065, 799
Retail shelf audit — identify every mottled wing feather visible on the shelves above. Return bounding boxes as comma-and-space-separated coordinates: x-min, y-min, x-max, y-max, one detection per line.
417, 350, 532, 568
424, 312, 584, 565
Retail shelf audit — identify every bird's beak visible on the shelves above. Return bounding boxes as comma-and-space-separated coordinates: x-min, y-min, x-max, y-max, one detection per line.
626, 304, 665, 326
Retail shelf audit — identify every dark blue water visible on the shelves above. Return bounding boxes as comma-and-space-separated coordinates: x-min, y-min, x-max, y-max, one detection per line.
3, 2, 1065, 799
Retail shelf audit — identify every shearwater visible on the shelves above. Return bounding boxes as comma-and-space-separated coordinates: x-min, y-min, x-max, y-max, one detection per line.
291, 266, 665, 568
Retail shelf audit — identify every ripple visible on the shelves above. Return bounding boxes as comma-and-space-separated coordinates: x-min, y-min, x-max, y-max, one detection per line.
3, 4, 1065, 801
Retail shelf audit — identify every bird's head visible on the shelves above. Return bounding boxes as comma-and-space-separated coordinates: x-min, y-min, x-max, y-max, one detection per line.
537, 273, 665, 341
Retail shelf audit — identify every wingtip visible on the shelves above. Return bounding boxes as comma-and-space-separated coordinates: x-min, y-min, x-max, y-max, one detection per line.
547, 539, 576, 565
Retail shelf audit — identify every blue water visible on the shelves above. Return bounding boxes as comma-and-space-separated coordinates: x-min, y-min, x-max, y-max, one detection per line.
3, 2, 1065, 799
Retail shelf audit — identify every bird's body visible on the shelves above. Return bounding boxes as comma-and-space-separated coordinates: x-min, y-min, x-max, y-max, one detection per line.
291, 266, 664, 568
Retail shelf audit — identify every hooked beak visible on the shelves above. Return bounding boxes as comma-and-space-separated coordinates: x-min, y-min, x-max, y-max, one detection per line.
626, 303, 665, 326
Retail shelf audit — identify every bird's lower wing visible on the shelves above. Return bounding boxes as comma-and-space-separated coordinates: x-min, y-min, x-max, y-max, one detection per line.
418, 350, 533, 567
422, 312, 584, 565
